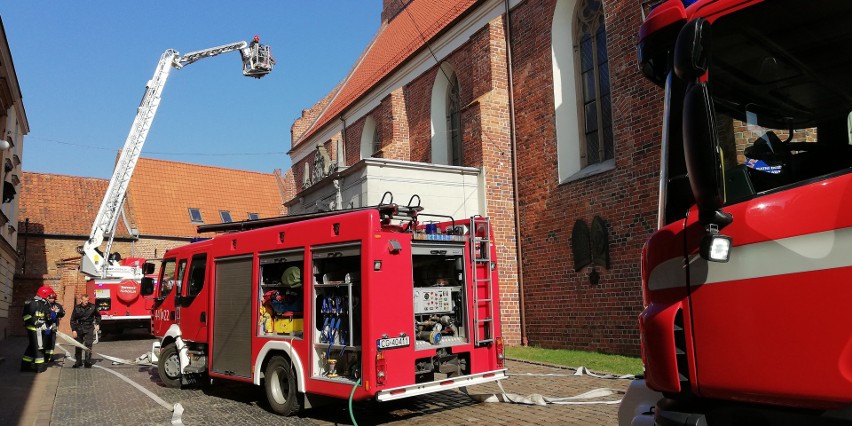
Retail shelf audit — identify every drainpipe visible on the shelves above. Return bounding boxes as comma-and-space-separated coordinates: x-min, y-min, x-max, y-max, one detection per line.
22, 218, 28, 274
505, 0, 527, 346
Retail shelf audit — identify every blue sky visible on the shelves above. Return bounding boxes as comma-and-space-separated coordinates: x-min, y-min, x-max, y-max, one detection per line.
1, 2, 383, 179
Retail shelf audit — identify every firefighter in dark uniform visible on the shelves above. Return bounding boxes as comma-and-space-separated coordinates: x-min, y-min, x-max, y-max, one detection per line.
70, 293, 101, 368
43, 292, 65, 363
21, 286, 55, 372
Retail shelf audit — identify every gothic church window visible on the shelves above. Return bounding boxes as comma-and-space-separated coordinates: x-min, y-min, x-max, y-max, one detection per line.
553, 0, 614, 182
576, 0, 613, 166
430, 62, 461, 166
360, 115, 379, 159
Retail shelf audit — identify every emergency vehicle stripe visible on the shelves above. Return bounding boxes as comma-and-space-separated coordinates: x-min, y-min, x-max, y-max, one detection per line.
648, 227, 852, 290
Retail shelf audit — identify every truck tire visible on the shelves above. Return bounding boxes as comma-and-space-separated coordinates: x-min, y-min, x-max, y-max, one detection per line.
158, 343, 182, 388
264, 356, 300, 416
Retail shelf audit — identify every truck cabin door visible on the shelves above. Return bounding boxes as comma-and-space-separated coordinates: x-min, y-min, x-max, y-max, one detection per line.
675, 4, 852, 401
177, 254, 209, 342
151, 258, 179, 337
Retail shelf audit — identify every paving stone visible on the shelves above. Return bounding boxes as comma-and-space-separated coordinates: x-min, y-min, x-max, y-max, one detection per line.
18, 332, 629, 425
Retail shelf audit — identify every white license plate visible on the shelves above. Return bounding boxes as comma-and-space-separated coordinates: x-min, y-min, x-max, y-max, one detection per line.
377, 335, 410, 350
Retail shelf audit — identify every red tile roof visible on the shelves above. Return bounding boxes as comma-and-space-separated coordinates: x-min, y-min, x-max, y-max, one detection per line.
296, 0, 477, 146
19, 172, 110, 236
126, 157, 285, 237
20, 158, 285, 239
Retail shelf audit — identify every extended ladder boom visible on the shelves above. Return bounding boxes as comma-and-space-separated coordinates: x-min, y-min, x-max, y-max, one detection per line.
80, 38, 274, 279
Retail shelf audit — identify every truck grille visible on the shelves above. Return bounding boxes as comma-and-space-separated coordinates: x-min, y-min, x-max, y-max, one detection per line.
674, 310, 690, 392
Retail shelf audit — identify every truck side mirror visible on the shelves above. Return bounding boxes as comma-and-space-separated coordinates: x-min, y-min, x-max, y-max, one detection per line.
143, 262, 156, 275
676, 18, 733, 261
676, 19, 733, 229
674, 18, 710, 82
141, 277, 155, 296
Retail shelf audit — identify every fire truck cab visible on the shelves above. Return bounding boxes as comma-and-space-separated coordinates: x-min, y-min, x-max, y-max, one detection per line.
622, 0, 852, 425
144, 199, 505, 415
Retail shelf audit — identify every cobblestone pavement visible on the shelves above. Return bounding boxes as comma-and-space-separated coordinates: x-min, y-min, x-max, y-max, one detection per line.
51, 332, 629, 425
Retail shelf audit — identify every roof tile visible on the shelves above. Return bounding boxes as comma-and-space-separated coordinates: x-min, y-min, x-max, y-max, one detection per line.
297, 0, 476, 145
20, 158, 285, 238
19, 172, 109, 236
127, 157, 284, 237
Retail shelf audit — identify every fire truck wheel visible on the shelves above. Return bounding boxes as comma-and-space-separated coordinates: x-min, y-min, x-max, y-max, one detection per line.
264, 356, 300, 416
158, 343, 182, 388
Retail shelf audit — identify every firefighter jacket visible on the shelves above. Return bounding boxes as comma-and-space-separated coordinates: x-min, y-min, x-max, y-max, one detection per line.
22, 296, 51, 331
70, 303, 101, 332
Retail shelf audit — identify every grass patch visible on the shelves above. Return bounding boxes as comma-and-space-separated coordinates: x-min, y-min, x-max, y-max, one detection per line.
505, 346, 644, 376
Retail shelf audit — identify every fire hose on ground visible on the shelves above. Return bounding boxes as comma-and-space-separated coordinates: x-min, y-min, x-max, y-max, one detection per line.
54, 331, 185, 426
460, 365, 634, 406
55, 328, 629, 421
56, 330, 152, 365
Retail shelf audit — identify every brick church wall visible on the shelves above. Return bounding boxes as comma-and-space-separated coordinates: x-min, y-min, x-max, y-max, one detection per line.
287, 0, 667, 354
509, 0, 664, 355
340, 16, 522, 345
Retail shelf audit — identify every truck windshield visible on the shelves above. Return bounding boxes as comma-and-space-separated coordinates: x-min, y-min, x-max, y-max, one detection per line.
708, 0, 852, 202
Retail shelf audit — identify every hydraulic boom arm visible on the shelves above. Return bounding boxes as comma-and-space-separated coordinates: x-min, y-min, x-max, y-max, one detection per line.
80, 38, 274, 279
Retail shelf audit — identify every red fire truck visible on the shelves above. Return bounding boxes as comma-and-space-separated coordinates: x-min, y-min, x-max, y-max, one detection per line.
620, 1, 852, 425
87, 257, 156, 333
143, 198, 505, 415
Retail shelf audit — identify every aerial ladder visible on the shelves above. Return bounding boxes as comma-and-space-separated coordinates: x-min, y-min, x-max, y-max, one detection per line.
79, 37, 274, 279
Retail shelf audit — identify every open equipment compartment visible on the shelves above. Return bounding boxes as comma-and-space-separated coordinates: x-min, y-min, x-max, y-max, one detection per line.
411, 243, 468, 350
311, 243, 362, 383
258, 249, 304, 338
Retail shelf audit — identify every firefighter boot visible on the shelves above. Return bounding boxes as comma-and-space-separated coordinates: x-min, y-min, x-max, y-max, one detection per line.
73, 347, 83, 368
20, 360, 34, 372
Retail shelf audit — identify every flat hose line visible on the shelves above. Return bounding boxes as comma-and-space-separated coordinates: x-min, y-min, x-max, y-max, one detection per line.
459, 366, 633, 406
58, 331, 629, 415
56, 331, 184, 425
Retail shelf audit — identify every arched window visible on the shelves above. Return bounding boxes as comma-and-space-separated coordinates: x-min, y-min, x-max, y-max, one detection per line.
576, 0, 612, 166
360, 115, 379, 159
553, 0, 613, 181
431, 62, 461, 165
447, 73, 462, 166
373, 126, 381, 154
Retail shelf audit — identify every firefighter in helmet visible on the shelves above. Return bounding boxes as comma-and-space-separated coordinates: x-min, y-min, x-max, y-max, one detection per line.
21, 286, 55, 372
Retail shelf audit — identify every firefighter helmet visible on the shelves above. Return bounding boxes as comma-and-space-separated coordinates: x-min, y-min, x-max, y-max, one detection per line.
282, 266, 302, 288
263, 290, 281, 304
37, 286, 55, 299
